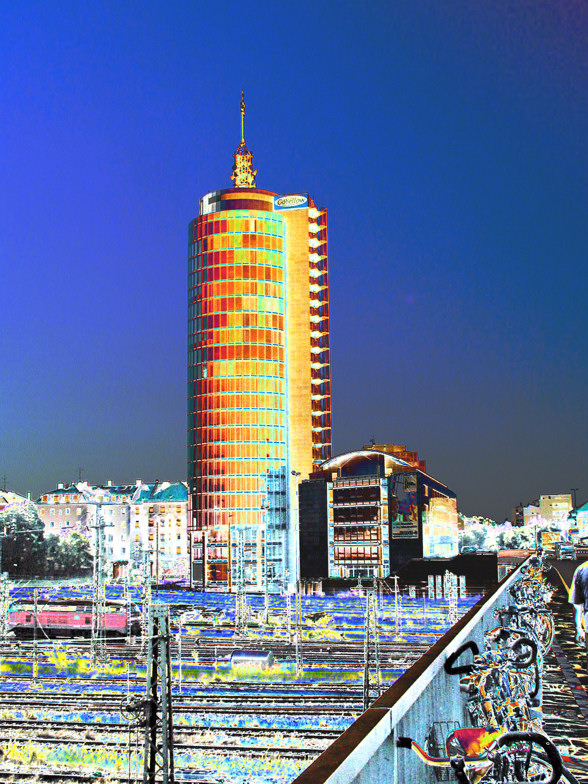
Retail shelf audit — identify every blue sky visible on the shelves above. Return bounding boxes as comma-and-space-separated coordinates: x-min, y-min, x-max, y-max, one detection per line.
1, 1, 586, 519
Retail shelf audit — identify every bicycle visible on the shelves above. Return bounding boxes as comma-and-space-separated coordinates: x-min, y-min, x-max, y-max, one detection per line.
397, 728, 579, 784
494, 605, 554, 656
447, 638, 541, 733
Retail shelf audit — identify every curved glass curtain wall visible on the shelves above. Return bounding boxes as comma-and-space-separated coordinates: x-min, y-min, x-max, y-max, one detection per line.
188, 209, 287, 585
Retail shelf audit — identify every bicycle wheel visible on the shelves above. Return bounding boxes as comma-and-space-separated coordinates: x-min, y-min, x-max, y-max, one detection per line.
492, 732, 565, 784
532, 753, 580, 784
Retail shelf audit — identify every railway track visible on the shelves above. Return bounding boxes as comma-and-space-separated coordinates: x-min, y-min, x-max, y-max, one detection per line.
0, 771, 218, 783
0, 588, 474, 784
0, 637, 429, 668
0, 684, 392, 712
0, 734, 319, 758
0, 718, 343, 738
0, 698, 360, 714
0, 672, 391, 691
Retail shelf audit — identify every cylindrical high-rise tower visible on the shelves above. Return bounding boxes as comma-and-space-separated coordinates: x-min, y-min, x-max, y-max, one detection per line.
188, 95, 331, 589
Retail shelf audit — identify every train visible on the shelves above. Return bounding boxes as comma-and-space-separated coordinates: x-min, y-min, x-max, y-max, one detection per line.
8, 598, 142, 639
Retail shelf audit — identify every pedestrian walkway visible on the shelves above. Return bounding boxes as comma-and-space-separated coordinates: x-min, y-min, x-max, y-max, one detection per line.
542, 564, 588, 784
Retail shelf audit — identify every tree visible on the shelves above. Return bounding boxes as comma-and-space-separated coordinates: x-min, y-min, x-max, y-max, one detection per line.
0, 503, 45, 577
59, 533, 92, 575
460, 523, 489, 551
0, 505, 92, 578
42, 533, 92, 577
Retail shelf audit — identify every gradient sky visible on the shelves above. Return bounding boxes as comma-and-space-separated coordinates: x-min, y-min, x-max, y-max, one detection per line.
1, 1, 586, 520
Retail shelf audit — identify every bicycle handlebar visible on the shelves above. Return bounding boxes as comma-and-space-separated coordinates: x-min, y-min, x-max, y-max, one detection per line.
444, 641, 480, 675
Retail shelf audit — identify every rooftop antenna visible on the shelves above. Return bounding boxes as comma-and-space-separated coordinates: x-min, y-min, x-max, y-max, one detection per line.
1, 476, 6, 491
230, 90, 256, 188
78, 467, 85, 483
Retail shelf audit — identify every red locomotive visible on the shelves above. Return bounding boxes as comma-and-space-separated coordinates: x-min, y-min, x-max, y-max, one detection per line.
8, 599, 141, 639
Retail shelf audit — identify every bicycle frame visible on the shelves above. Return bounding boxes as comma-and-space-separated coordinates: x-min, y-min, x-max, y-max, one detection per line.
398, 729, 565, 784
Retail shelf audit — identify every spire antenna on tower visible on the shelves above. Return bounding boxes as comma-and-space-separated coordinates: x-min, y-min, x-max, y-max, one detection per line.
240, 89, 246, 145
231, 90, 257, 188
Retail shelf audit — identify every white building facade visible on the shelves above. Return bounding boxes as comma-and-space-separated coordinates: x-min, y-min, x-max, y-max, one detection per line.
523, 494, 573, 533
36, 480, 189, 580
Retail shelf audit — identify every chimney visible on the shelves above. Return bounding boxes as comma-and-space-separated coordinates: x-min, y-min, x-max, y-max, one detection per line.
107, 480, 112, 487
57, 483, 64, 490
136, 479, 142, 487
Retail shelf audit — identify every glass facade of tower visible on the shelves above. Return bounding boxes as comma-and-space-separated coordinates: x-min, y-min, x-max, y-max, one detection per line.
188, 188, 331, 589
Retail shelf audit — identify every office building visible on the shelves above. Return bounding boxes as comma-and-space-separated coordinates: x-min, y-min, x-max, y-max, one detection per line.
522, 494, 573, 531
188, 94, 331, 589
299, 447, 458, 579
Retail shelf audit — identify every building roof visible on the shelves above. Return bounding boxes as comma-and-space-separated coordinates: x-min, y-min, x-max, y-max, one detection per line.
0, 490, 30, 509
37, 481, 187, 504
133, 481, 188, 503
319, 449, 412, 474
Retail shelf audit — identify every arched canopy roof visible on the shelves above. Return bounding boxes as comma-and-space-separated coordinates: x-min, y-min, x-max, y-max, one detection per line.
318, 449, 412, 477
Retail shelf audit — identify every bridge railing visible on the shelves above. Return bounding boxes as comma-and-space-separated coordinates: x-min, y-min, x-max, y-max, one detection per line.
293, 559, 529, 784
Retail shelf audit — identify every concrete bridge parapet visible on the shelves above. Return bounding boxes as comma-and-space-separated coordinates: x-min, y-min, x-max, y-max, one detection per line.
293, 559, 530, 784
